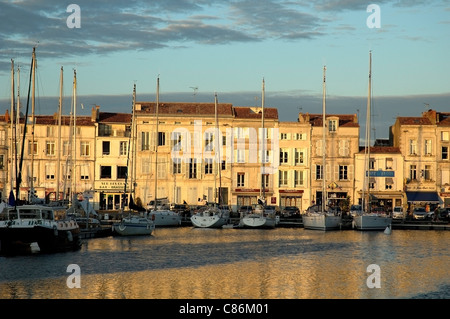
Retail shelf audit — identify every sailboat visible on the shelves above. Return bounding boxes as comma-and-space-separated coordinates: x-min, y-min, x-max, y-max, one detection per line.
0, 48, 81, 254
239, 79, 277, 229
302, 66, 342, 231
146, 76, 181, 227
113, 84, 155, 236
191, 93, 230, 228
353, 51, 392, 231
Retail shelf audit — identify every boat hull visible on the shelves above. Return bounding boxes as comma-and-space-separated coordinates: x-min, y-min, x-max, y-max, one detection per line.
0, 225, 81, 254
302, 214, 342, 231
112, 218, 155, 236
353, 214, 392, 231
239, 214, 276, 229
191, 215, 227, 228
148, 210, 181, 227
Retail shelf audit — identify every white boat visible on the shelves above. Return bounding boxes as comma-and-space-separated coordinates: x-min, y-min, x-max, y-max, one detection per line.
191, 204, 229, 228
112, 215, 155, 236
239, 80, 277, 229
148, 207, 181, 227
354, 51, 392, 231
239, 203, 277, 229
0, 204, 82, 254
303, 66, 342, 231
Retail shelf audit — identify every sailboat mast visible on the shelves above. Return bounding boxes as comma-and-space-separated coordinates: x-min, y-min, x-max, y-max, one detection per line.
131, 84, 137, 199
72, 69, 77, 203
154, 76, 160, 210
365, 51, 372, 213
56, 66, 63, 201
30, 47, 36, 201
214, 92, 219, 204
261, 78, 265, 201
322, 66, 327, 213
10, 59, 15, 194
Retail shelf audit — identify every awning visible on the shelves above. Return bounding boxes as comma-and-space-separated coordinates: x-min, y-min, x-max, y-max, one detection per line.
406, 191, 440, 203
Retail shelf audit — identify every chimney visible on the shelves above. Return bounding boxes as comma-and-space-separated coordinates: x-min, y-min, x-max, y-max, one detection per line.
5, 109, 9, 123
422, 109, 437, 124
91, 105, 100, 122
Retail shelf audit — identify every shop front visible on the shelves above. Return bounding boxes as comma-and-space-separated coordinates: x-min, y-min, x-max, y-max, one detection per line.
279, 189, 303, 211
233, 188, 273, 209
95, 181, 128, 211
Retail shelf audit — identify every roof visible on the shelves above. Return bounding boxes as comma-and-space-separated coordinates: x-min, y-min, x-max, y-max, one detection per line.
98, 112, 131, 123
136, 102, 234, 117
397, 117, 432, 126
307, 114, 359, 127
233, 106, 278, 120
36, 115, 95, 126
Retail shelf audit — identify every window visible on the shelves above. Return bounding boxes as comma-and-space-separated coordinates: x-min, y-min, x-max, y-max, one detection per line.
81, 141, 90, 157
46, 141, 55, 156
442, 146, 449, 160
80, 165, 89, 180
28, 141, 37, 156
385, 178, 393, 189
63, 141, 70, 156
369, 158, 375, 170
237, 173, 245, 187
189, 159, 197, 179
172, 132, 182, 151
117, 166, 128, 179
204, 158, 213, 174
338, 140, 349, 156
294, 149, 304, 165
423, 165, 431, 180
47, 126, 54, 137
441, 131, 449, 141
328, 120, 337, 132
99, 124, 112, 136
261, 150, 270, 163
158, 132, 166, 146
45, 164, 55, 180
409, 164, 417, 180
369, 178, 375, 189
0, 155, 4, 169
0, 130, 5, 146
294, 133, 306, 140
237, 149, 245, 163
424, 139, 432, 155
280, 133, 288, 140
141, 132, 150, 151
279, 171, 288, 186
172, 158, 181, 174
221, 160, 226, 170
119, 141, 128, 156
205, 132, 214, 150
100, 166, 112, 179
385, 158, 393, 170
142, 158, 151, 174
316, 164, 323, 180
294, 171, 304, 186
315, 140, 323, 156
280, 149, 288, 164
409, 139, 417, 155
339, 165, 348, 181
102, 141, 110, 156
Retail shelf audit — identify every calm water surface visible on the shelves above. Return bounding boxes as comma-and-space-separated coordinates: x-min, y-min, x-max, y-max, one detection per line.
0, 227, 448, 299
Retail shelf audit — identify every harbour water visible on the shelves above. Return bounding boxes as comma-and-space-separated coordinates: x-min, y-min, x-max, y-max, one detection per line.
0, 227, 448, 299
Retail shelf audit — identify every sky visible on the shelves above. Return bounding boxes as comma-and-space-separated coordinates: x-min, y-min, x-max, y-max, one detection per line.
0, 0, 449, 141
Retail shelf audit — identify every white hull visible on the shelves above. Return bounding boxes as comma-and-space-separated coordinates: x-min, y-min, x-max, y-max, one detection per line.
148, 210, 181, 227
353, 214, 392, 231
113, 217, 155, 236
303, 214, 342, 231
191, 214, 227, 228
240, 214, 276, 229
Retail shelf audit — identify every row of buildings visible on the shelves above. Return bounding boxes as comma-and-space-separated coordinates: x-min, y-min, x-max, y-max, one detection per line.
0, 101, 449, 213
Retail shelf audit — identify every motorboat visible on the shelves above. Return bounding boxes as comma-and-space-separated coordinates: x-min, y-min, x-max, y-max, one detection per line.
0, 204, 82, 254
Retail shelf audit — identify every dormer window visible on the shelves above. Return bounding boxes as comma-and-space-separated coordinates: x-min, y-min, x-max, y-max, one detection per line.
328, 119, 338, 132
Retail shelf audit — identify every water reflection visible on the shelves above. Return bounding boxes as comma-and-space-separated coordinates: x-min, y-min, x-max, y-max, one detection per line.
0, 228, 448, 299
